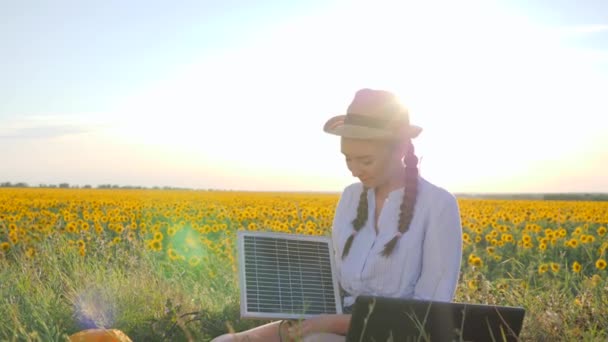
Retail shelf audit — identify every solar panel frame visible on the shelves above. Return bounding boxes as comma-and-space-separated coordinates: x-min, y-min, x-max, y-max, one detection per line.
237, 230, 343, 320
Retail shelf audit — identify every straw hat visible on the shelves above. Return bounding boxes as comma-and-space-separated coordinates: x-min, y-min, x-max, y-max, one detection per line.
323, 88, 422, 139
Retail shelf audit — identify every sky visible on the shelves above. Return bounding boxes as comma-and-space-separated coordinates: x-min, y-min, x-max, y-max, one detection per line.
1, 0, 607, 193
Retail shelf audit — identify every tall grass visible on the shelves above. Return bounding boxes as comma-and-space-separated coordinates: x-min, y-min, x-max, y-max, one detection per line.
0, 234, 266, 341
1, 232, 606, 341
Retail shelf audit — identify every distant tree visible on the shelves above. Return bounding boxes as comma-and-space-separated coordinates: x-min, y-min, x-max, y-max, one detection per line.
59, 183, 70, 188
15, 182, 28, 188
83, 185, 92, 189
1, 182, 12, 187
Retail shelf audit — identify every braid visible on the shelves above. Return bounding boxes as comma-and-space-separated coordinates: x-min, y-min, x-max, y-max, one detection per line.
342, 187, 369, 259
381, 140, 419, 257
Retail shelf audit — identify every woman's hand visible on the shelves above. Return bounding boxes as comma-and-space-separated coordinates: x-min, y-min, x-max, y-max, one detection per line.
286, 314, 348, 340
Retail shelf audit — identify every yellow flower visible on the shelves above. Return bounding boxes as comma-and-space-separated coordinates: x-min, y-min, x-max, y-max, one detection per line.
189, 256, 201, 267
127, 231, 136, 241
25, 247, 36, 259
539, 243, 547, 252
590, 274, 602, 287
0, 242, 9, 252
572, 261, 582, 273
167, 248, 183, 261
538, 264, 549, 274
550, 263, 560, 273
596, 259, 607, 270
468, 256, 482, 267
149, 239, 162, 252
467, 279, 478, 290
598, 226, 607, 236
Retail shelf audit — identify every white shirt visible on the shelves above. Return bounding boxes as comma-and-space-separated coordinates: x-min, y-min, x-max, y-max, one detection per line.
331, 177, 463, 308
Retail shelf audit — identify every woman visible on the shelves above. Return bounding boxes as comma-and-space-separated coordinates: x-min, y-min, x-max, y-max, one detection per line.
212, 88, 463, 342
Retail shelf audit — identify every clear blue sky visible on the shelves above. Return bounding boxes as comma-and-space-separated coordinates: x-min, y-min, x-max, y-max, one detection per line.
1, 0, 607, 192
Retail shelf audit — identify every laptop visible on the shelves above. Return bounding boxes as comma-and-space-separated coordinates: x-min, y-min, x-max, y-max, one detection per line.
345, 296, 525, 342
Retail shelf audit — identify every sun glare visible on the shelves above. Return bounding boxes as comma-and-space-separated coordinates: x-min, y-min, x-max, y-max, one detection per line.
91, 0, 607, 192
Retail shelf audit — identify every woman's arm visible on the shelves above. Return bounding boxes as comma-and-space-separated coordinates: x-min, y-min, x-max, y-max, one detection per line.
331, 314, 353, 335
413, 193, 463, 302
287, 314, 352, 338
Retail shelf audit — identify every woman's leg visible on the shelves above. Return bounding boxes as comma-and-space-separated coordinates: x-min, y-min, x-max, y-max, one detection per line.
210, 320, 286, 342
301, 332, 346, 342
211, 321, 347, 342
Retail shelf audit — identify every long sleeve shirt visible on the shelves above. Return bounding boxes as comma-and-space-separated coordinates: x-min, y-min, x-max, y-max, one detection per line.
331, 177, 463, 309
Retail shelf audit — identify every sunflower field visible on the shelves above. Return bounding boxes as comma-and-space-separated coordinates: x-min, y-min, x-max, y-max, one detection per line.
1, 188, 607, 341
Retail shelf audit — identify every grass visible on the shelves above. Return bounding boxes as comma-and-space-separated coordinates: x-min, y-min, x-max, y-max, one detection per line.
0, 234, 266, 341
1, 233, 606, 341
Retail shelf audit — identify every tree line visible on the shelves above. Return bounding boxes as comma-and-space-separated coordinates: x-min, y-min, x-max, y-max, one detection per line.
0, 182, 190, 190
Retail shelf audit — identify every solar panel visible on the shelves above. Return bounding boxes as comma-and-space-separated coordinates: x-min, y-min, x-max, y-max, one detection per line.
237, 230, 343, 320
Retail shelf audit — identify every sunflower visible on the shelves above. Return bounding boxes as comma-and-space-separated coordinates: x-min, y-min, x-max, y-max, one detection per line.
572, 261, 582, 273
596, 259, 607, 271
188, 256, 201, 267
149, 239, 162, 252
167, 248, 182, 261
25, 247, 36, 259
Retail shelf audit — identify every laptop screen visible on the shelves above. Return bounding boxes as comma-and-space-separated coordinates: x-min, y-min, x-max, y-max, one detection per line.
345, 296, 525, 342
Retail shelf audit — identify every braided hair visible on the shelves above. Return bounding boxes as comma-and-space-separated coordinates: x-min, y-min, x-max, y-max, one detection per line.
341, 139, 419, 259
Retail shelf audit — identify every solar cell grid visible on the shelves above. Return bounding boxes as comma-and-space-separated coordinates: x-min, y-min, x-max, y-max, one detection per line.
237, 230, 343, 320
